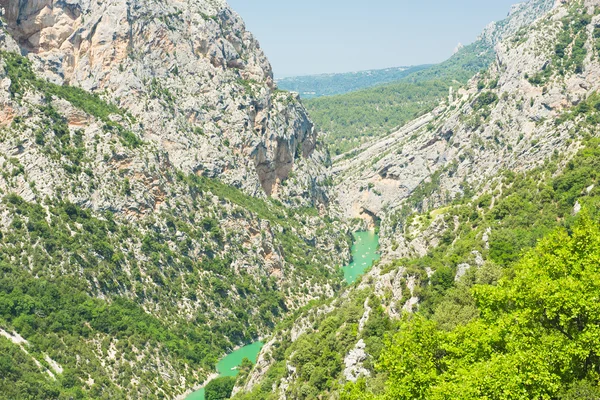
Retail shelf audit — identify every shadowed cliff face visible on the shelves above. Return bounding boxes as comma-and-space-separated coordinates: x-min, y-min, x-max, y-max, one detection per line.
0, 0, 326, 204
253, 96, 318, 196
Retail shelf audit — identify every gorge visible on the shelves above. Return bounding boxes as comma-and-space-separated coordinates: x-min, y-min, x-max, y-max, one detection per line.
1, 0, 600, 399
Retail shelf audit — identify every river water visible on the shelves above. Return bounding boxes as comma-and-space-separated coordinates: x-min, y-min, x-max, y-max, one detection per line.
343, 230, 380, 284
186, 341, 264, 400
186, 231, 379, 398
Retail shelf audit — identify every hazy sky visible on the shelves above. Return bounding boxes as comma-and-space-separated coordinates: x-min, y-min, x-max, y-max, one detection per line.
228, 0, 522, 77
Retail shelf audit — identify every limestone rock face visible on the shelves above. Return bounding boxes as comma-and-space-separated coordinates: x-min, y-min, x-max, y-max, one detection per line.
478, 0, 555, 47
0, 0, 327, 205
334, 0, 600, 261
343, 339, 370, 382
0, 1, 347, 397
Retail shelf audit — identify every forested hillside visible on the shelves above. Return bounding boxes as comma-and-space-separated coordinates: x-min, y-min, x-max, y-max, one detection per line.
276, 65, 431, 99
233, 135, 600, 399
0, 0, 349, 398
345, 213, 600, 400
305, 41, 492, 156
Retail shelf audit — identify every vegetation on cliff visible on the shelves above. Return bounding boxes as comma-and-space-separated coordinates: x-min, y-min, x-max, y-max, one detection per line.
234, 134, 600, 399
343, 212, 600, 400
0, 47, 349, 399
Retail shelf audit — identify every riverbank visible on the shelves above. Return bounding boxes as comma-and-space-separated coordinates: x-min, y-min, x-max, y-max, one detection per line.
175, 372, 219, 400
180, 231, 379, 399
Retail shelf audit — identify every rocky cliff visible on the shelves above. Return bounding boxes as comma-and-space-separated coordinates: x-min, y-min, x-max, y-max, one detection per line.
478, 0, 556, 46
0, 1, 348, 398
334, 0, 597, 262
0, 0, 329, 203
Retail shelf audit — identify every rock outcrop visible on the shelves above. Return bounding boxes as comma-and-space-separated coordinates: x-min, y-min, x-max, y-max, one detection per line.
478, 0, 555, 46
343, 339, 370, 383
0, 0, 328, 204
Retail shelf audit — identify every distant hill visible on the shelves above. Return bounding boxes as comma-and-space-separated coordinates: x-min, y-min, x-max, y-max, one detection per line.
276, 64, 432, 99
305, 39, 494, 156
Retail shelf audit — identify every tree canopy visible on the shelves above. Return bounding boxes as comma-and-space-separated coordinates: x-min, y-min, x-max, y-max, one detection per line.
343, 214, 600, 399
206, 376, 236, 400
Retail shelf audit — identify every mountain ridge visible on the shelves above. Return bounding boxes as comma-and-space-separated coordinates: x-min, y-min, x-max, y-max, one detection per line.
299, 0, 556, 156
276, 65, 432, 99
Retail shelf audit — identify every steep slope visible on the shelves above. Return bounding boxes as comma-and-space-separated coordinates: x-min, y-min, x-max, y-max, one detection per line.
0, 0, 328, 201
336, 0, 598, 262
232, 0, 600, 398
0, 1, 350, 399
234, 136, 600, 399
305, 0, 555, 156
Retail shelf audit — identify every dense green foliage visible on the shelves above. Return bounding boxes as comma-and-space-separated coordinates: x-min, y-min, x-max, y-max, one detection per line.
0, 336, 68, 399
306, 80, 452, 156
333, 137, 600, 399
276, 65, 431, 99
205, 376, 236, 400
0, 197, 228, 398
0, 270, 206, 398
233, 291, 391, 400
345, 214, 600, 399
305, 41, 494, 156
0, 172, 346, 398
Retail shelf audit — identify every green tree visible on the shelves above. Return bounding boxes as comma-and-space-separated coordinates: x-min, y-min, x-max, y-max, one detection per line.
205, 376, 236, 400
375, 214, 600, 399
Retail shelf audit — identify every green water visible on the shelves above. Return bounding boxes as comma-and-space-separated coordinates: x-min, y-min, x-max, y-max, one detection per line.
186, 341, 264, 400
186, 231, 377, 399
344, 231, 380, 284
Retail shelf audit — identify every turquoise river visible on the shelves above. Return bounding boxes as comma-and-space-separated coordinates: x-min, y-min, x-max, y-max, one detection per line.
344, 230, 380, 284
186, 342, 264, 400
186, 231, 379, 398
